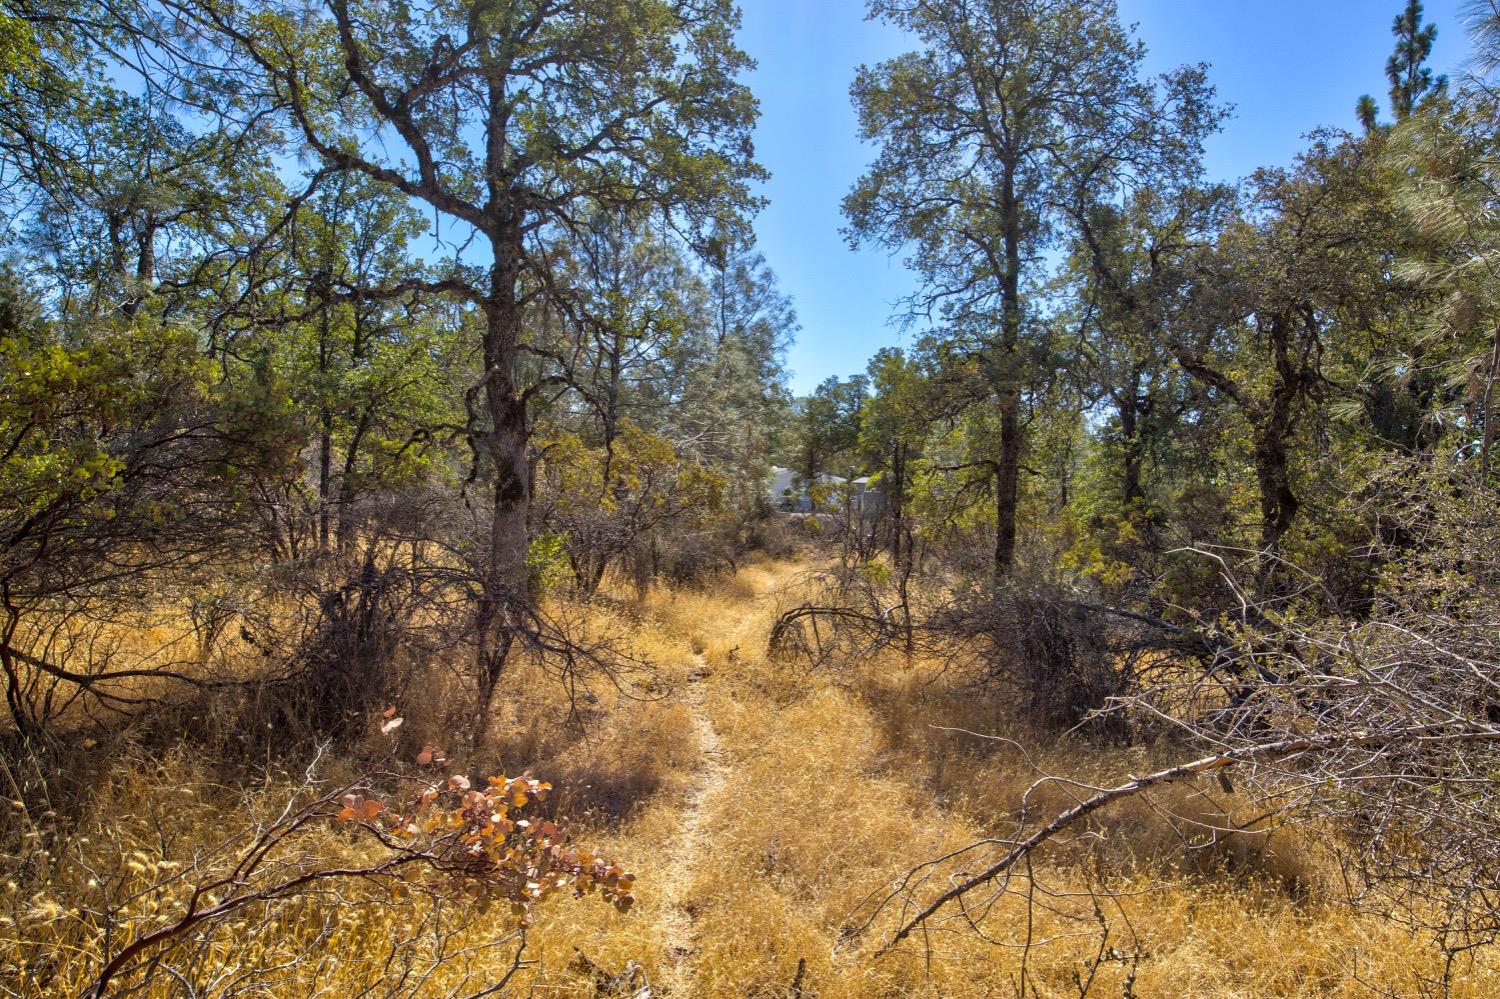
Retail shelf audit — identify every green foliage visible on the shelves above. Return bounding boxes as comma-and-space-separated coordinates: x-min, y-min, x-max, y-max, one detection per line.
0, 281, 226, 578
0, 10, 38, 81
845, 0, 1223, 572
526, 533, 572, 595
791, 374, 868, 482
536, 423, 728, 594
1387, 0, 1445, 119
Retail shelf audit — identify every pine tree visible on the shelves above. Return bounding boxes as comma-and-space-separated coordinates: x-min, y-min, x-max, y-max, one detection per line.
1389, 0, 1445, 119
1359, 0, 1446, 127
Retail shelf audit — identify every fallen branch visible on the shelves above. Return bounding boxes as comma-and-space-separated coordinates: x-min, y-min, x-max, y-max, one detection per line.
768, 604, 894, 657
876, 722, 1500, 954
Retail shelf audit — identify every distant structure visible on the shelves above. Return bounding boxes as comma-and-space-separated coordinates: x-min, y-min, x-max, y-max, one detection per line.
848, 476, 882, 519
765, 467, 882, 517
766, 466, 801, 509
765, 466, 836, 512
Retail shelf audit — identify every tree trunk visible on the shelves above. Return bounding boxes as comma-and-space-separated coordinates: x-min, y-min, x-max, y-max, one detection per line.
316, 273, 335, 553
1255, 315, 1303, 576
318, 407, 333, 554
1481, 320, 1500, 490
0, 589, 39, 742
472, 226, 532, 751
1253, 427, 1298, 560
889, 444, 906, 566
120, 218, 157, 320
993, 163, 1024, 577
334, 410, 371, 551
1118, 377, 1145, 506
471, 630, 515, 753
995, 393, 1022, 575
888, 444, 916, 652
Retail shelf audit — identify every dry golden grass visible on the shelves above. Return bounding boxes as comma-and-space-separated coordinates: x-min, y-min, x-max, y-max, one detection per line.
6, 557, 1500, 997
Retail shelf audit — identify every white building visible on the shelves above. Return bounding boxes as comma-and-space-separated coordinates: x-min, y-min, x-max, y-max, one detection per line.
766, 467, 882, 515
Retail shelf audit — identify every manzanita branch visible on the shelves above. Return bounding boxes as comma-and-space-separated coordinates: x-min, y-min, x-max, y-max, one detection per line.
876, 722, 1500, 954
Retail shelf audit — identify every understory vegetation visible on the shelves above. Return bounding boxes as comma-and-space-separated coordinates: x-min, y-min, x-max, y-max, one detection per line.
7, 0, 1500, 996
9, 561, 1500, 997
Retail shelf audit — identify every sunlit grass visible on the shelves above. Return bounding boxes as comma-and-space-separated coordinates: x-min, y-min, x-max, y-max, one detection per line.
5, 558, 1497, 997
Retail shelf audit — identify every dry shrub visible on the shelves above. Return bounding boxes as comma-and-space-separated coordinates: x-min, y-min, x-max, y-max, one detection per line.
461, 601, 700, 825
0, 750, 435, 995
739, 513, 803, 561
920, 579, 1134, 739
490, 697, 698, 825
856, 653, 1324, 901
10, 555, 1500, 999
0, 743, 651, 999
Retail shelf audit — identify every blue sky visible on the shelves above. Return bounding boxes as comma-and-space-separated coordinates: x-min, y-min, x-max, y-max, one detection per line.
736, 0, 1473, 394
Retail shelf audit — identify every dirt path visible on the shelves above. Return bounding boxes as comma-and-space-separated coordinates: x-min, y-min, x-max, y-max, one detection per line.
654, 651, 729, 996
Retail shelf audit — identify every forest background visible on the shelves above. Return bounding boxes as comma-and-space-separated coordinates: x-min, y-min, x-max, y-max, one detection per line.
7, 1, 1500, 996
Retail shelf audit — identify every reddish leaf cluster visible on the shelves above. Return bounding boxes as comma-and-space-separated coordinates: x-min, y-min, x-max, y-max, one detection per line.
335, 765, 636, 922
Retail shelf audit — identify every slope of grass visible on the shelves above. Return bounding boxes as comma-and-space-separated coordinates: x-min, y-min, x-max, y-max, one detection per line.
5, 558, 1498, 997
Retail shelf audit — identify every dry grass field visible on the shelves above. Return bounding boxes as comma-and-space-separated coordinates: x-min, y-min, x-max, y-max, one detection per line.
6, 558, 1498, 997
